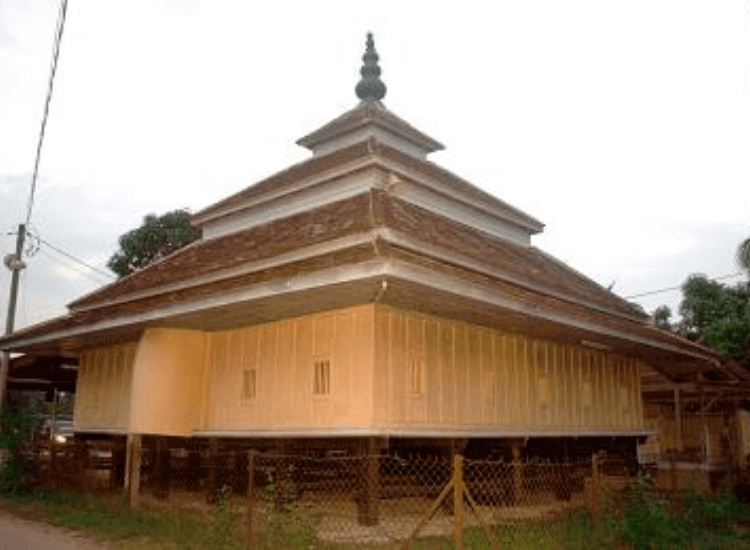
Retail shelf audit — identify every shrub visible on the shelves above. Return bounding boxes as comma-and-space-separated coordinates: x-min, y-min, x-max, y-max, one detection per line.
0, 405, 36, 493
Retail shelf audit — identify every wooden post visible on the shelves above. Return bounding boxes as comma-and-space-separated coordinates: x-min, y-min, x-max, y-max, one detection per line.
48, 436, 57, 489
453, 454, 464, 550
365, 439, 380, 526
674, 387, 683, 453
356, 437, 381, 526
126, 434, 142, 508
110, 437, 126, 491
273, 441, 286, 509
246, 450, 257, 542
510, 439, 524, 506
206, 438, 219, 504
591, 451, 603, 517
153, 436, 170, 500
187, 439, 201, 491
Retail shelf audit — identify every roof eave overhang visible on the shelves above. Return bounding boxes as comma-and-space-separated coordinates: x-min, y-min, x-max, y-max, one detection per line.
1, 258, 726, 384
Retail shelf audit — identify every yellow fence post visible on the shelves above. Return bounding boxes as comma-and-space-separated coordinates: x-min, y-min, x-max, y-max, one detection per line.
454, 454, 464, 550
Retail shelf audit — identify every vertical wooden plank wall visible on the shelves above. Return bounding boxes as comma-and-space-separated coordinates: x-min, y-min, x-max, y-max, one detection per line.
373, 306, 645, 432
74, 303, 644, 435
74, 343, 137, 431
203, 304, 374, 432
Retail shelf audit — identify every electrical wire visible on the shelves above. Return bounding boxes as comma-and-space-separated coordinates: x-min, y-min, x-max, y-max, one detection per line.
37, 248, 110, 286
25, 0, 69, 226
31, 235, 115, 281
624, 272, 745, 300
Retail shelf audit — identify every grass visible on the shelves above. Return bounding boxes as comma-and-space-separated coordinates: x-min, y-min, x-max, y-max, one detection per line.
3, 480, 750, 549
0, 489, 245, 549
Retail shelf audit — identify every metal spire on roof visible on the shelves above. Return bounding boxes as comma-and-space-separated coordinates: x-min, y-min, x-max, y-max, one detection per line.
355, 33, 386, 102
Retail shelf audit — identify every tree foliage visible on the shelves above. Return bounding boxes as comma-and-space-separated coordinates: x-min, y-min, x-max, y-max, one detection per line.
674, 274, 750, 369
652, 305, 672, 330
739, 237, 750, 274
107, 209, 201, 278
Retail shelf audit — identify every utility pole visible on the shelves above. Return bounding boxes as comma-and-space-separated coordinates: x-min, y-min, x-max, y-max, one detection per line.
0, 224, 27, 404
0, 0, 68, 405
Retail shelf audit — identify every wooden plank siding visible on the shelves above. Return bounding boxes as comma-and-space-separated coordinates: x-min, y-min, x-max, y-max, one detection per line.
372, 305, 645, 434
74, 343, 137, 432
203, 304, 375, 434
71, 304, 644, 436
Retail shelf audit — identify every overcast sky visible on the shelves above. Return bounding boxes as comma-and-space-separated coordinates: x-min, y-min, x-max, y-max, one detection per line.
1, 0, 748, 331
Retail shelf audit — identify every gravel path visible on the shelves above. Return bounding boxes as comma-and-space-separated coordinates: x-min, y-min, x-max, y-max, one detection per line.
0, 510, 108, 550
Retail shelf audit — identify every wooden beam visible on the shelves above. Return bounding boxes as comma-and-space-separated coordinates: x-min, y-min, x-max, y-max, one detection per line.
674, 388, 682, 453
126, 433, 142, 508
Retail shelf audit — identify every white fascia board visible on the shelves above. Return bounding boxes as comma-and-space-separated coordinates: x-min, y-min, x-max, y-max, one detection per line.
203, 169, 380, 240
11, 250, 709, 367
380, 228, 643, 324
193, 426, 655, 438
5, 260, 393, 351
194, 157, 380, 230
71, 231, 379, 314
309, 125, 430, 159
384, 260, 718, 364
197, 148, 542, 240
376, 157, 543, 235
388, 180, 531, 244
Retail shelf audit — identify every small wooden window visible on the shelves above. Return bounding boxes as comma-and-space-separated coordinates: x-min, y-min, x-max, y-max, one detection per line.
582, 380, 593, 408
482, 371, 495, 410
314, 358, 330, 395
408, 356, 424, 395
241, 369, 256, 401
620, 386, 630, 414
538, 375, 550, 405
538, 374, 550, 423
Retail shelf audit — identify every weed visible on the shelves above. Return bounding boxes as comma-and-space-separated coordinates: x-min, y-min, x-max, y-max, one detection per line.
259, 473, 322, 549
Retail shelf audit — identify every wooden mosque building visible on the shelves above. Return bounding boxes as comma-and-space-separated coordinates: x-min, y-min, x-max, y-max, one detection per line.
2, 34, 747, 493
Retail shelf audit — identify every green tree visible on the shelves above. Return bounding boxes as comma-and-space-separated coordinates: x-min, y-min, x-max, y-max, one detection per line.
675, 274, 750, 369
738, 237, 750, 274
107, 209, 201, 278
652, 305, 672, 330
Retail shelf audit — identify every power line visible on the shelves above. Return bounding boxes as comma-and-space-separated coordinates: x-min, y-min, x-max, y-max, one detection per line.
30, 232, 115, 280
624, 272, 745, 300
37, 248, 109, 284
26, 0, 69, 226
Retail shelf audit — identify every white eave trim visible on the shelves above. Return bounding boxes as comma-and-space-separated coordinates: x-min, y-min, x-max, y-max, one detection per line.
4, 260, 392, 350
5, 257, 717, 369
193, 146, 542, 237
193, 426, 655, 439
385, 260, 718, 364
71, 231, 379, 314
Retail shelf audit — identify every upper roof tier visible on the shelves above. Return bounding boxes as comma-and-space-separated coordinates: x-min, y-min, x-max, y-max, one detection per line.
193, 34, 539, 244
297, 100, 444, 159
299, 34, 443, 159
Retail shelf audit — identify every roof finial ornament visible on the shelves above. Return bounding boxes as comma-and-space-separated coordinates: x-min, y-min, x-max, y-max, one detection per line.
355, 32, 386, 102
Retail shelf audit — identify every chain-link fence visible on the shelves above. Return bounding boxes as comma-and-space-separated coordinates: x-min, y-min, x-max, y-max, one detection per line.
30, 437, 750, 547
101, 447, 603, 547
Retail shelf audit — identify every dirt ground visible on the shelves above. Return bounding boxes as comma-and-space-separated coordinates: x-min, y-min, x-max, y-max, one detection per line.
0, 510, 108, 550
